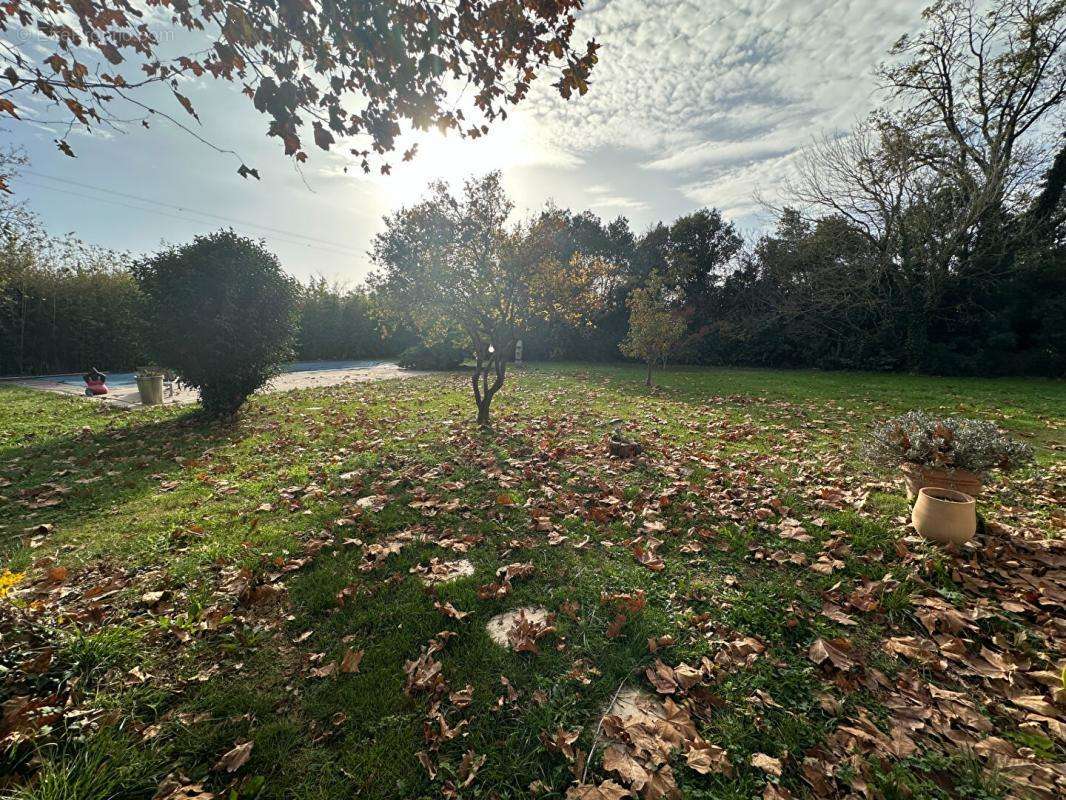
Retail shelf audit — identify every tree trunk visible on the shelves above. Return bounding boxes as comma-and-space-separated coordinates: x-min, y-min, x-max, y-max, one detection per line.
471, 346, 507, 428
476, 398, 491, 426
645, 360, 653, 387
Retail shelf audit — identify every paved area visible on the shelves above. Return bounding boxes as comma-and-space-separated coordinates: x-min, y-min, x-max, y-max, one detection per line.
7, 360, 426, 408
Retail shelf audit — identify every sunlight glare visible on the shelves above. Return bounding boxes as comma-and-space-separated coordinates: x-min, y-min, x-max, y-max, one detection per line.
368, 114, 579, 212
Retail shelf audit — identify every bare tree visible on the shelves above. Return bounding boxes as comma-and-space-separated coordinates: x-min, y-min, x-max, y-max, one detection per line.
882, 0, 1065, 202
780, 0, 1065, 330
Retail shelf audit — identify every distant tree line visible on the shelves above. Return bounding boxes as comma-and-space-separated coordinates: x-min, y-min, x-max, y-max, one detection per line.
512, 184, 1064, 376
520, 0, 1066, 377
2, 182, 1062, 379
0, 229, 145, 377
0, 211, 405, 376
2, 0, 1063, 380
294, 277, 410, 363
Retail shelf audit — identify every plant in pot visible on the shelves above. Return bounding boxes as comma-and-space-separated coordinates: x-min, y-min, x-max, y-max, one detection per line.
135, 366, 166, 406
864, 411, 1034, 499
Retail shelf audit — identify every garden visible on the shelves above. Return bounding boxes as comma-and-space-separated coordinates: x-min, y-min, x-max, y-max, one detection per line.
1, 364, 1063, 799
2, 0, 1065, 798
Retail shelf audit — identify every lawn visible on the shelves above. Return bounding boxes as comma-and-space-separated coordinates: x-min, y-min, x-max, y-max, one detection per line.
1, 364, 1063, 800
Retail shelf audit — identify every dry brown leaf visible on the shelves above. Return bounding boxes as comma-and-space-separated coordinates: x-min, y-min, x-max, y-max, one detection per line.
643, 764, 681, 799
763, 783, 793, 799
449, 685, 474, 707
153, 781, 216, 800
565, 780, 630, 799
416, 750, 436, 779
458, 749, 487, 787
434, 600, 470, 620
807, 637, 855, 671
309, 661, 337, 678
541, 727, 581, 761
685, 743, 732, 776
645, 660, 679, 694
339, 649, 364, 674
213, 740, 253, 773
750, 752, 782, 776
602, 744, 650, 789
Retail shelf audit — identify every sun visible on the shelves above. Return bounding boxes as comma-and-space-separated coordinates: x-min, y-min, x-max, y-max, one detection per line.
368, 113, 577, 210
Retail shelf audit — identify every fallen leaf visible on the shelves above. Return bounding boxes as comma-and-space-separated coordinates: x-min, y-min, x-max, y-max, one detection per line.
339, 649, 364, 674
213, 740, 253, 773
750, 752, 782, 776
565, 780, 630, 800
602, 744, 650, 789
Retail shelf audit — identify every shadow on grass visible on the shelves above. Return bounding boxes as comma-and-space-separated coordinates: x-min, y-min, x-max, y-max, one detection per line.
0, 408, 244, 559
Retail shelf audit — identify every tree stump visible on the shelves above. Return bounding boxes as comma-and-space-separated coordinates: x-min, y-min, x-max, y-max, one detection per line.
608, 437, 644, 458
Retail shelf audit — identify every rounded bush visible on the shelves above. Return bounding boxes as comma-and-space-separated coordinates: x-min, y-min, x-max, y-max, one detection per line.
133, 230, 297, 416
397, 342, 465, 371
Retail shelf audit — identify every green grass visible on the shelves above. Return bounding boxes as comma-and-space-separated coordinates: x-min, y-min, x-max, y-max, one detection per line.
4, 731, 161, 800
1, 363, 1062, 800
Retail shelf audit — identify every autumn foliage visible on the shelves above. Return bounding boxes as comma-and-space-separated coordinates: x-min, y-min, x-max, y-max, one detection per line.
371, 171, 616, 426
619, 271, 687, 387
0, 0, 598, 181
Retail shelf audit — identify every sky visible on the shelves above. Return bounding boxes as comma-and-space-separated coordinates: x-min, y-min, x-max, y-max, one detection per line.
7, 0, 931, 284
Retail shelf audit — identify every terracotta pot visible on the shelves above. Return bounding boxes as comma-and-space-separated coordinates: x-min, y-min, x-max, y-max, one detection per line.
900, 462, 983, 500
911, 487, 976, 545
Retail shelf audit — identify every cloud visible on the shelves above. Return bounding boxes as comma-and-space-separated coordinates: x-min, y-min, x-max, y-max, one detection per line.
642, 131, 797, 172
8, 0, 939, 286
590, 195, 650, 212
679, 148, 807, 221
584, 183, 650, 213
519, 0, 930, 226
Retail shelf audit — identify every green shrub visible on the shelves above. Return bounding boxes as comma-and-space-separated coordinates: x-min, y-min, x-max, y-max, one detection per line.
397, 342, 465, 371
133, 230, 296, 416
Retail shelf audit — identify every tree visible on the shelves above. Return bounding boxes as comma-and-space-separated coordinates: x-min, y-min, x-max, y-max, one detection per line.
0, 241, 144, 376
881, 0, 1065, 216
370, 172, 611, 426
295, 278, 387, 361
0, 148, 34, 315
0, 1, 598, 182
788, 0, 1066, 265
620, 271, 687, 387
0, 153, 143, 376
667, 209, 743, 311
663, 208, 743, 360
133, 230, 296, 416
518, 207, 635, 361
779, 0, 1066, 369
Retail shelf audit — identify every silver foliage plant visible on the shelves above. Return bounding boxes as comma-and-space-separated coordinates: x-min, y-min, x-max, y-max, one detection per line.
865, 411, 1034, 475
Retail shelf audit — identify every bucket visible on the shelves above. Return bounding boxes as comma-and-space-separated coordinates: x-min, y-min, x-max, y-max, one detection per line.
136, 374, 165, 406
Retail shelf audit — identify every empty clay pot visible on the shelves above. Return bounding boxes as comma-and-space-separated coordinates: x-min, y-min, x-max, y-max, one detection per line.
911, 487, 976, 545
900, 462, 983, 500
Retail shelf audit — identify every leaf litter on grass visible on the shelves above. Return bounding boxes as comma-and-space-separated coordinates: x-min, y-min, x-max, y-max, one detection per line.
1, 372, 1063, 799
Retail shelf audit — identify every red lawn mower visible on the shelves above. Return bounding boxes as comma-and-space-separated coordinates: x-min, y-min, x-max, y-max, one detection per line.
83, 368, 109, 396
